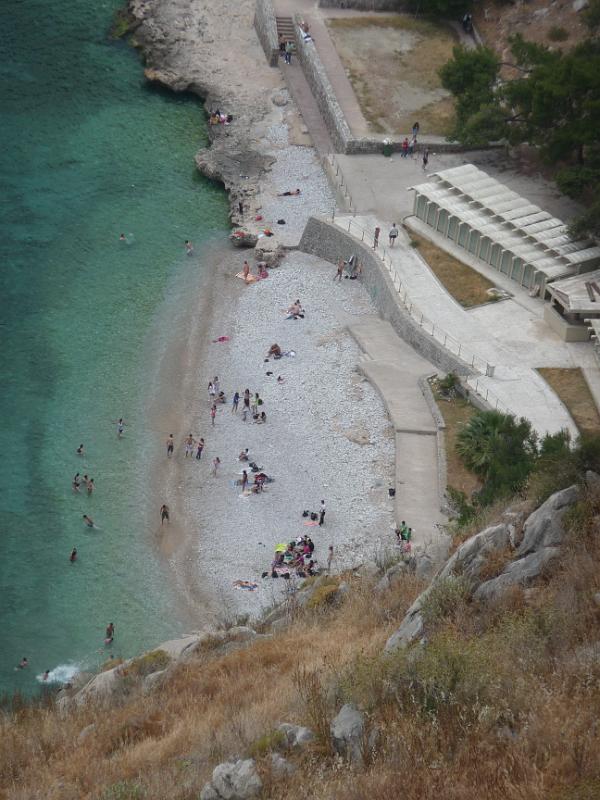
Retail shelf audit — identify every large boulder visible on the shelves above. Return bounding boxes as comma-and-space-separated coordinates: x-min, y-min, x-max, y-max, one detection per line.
277, 722, 314, 748
385, 597, 425, 652
439, 524, 512, 583
517, 485, 579, 556
473, 547, 560, 603
201, 759, 262, 800
330, 703, 365, 765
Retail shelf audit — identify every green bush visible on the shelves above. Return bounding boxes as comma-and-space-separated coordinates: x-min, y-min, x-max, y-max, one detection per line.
128, 650, 170, 678
548, 26, 569, 42
420, 576, 470, 630
101, 782, 145, 800
248, 729, 286, 758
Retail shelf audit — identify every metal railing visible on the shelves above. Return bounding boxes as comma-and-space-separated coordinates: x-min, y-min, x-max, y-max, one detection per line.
322, 154, 356, 216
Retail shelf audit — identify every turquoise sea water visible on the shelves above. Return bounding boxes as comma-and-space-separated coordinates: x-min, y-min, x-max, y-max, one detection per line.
0, 0, 229, 693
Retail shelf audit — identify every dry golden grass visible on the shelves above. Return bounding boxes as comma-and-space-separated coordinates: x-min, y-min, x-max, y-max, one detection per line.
410, 231, 498, 308
3, 488, 600, 800
537, 367, 600, 436
326, 15, 457, 135
434, 388, 480, 497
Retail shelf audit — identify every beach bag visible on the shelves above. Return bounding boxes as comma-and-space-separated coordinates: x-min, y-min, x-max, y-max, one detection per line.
310, 512, 318, 521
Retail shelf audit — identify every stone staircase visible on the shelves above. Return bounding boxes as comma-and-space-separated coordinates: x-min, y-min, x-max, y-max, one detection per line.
276, 16, 296, 50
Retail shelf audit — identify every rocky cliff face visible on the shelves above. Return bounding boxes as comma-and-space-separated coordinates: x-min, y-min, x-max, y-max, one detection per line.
128, 0, 285, 224
386, 484, 581, 652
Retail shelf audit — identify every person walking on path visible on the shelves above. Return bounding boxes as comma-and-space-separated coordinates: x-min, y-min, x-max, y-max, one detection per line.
389, 224, 399, 246
334, 259, 344, 282
373, 226, 380, 249
412, 121, 420, 138
232, 391, 239, 413
284, 40, 293, 65
166, 434, 174, 458
319, 500, 326, 527
212, 456, 221, 477
210, 404, 217, 426
401, 137, 409, 158
195, 437, 204, 460
422, 148, 429, 171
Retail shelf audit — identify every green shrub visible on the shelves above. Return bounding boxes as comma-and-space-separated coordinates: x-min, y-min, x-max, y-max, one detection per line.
248, 729, 286, 758
548, 26, 569, 42
420, 576, 470, 630
128, 650, 170, 678
100, 782, 145, 800
308, 583, 340, 610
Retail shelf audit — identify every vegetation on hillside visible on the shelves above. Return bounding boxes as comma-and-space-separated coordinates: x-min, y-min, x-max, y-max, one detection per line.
439, 27, 600, 237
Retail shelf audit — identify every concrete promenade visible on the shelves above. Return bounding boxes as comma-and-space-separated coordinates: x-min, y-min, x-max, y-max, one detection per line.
347, 316, 448, 558
335, 212, 581, 439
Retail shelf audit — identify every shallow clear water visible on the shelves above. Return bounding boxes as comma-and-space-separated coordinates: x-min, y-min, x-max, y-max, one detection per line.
0, 0, 229, 692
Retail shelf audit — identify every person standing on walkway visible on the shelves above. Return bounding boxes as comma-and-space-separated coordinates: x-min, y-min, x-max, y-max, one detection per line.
408, 135, 416, 158
284, 40, 293, 65
389, 223, 399, 247
319, 500, 326, 527
412, 121, 420, 138
401, 137, 409, 158
373, 226, 380, 249
422, 148, 430, 171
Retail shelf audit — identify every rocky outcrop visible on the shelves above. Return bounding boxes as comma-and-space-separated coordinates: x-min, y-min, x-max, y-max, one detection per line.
277, 722, 315, 749
200, 759, 262, 800
330, 703, 366, 765
386, 486, 580, 652
129, 0, 286, 227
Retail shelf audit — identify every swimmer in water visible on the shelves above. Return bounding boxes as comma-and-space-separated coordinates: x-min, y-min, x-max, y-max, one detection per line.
119, 233, 126, 242
76, 444, 84, 456
83, 514, 95, 528
114, 418, 126, 438
42, 669, 50, 681
185, 240, 194, 255
72, 473, 81, 492
70, 547, 77, 563
86, 477, 94, 495
160, 504, 170, 525
17, 657, 28, 670
105, 622, 115, 643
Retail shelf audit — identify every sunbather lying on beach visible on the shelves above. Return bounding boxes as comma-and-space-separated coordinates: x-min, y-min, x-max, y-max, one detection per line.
285, 300, 304, 319
277, 189, 301, 196
268, 343, 282, 358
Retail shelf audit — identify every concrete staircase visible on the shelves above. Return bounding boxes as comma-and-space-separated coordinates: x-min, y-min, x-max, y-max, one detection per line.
276, 16, 296, 49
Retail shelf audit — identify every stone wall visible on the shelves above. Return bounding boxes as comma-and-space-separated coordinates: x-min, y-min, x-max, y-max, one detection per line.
254, 0, 280, 67
318, 0, 405, 8
293, 21, 352, 152
299, 216, 473, 377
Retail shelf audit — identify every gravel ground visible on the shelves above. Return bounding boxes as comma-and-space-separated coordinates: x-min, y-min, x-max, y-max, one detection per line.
179, 250, 396, 621
257, 122, 335, 247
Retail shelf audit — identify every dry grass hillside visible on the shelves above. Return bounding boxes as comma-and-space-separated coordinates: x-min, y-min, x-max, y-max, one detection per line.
2, 479, 600, 800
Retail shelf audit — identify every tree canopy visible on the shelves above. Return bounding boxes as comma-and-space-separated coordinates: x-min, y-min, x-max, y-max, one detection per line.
439, 36, 600, 237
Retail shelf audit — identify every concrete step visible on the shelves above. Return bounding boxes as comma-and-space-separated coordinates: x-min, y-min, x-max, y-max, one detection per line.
276, 16, 296, 47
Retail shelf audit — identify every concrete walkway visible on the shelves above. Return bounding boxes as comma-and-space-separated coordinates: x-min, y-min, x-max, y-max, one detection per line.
336, 212, 580, 439
347, 316, 448, 557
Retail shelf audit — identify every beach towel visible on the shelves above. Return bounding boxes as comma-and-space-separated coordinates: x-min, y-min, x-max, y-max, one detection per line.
303, 520, 319, 527
233, 580, 258, 591
236, 272, 258, 283
212, 336, 230, 343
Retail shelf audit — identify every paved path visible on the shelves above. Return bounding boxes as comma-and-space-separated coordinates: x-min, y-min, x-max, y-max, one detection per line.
347, 316, 448, 556
336, 212, 580, 439
278, 57, 334, 156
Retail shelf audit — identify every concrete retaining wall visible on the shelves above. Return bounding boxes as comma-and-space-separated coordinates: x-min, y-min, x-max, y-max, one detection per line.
254, 0, 280, 67
294, 24, 352, 152
319, 0, 405, 8
299, 216, 473, 377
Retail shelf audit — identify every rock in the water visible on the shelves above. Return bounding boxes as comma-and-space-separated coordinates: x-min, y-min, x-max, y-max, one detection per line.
277, 722, 314, 748
517, 485, 579, 556
474, 547, 560, 603
330, 703, 365, 764
205, 759, 262, 800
